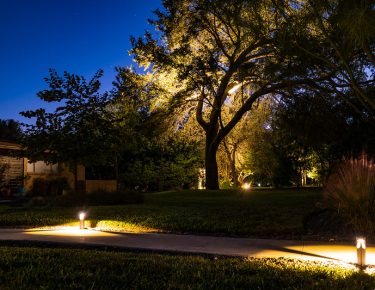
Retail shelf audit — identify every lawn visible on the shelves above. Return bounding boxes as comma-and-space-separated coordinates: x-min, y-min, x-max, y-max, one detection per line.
0, 245, 373, 290
0, 188, 322, 238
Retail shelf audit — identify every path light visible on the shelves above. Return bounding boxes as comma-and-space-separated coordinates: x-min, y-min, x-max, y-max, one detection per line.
356, 237, 366, 269
242, 183, 251, 190
79, 212, 86, 230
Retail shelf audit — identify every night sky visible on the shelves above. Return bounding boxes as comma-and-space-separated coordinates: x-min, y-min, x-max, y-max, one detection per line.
0, 0, 161, 121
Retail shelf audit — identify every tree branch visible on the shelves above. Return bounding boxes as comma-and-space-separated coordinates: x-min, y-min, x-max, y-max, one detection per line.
196, 91, 209, 130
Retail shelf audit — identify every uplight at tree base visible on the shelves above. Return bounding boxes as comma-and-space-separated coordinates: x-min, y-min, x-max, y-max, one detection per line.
356, 238, 366, 269
79, 212, 86, 230
242, 183, 251, 190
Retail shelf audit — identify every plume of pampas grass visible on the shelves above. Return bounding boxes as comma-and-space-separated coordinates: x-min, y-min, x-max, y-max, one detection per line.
324, 153, 375, 236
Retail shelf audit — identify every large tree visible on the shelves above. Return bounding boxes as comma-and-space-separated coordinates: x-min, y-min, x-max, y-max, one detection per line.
132, 0, 328, 189
21, 69, 116, 191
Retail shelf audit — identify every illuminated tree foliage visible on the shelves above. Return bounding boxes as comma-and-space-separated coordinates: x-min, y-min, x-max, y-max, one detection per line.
217, 98, 272, 188
111, 67, 202, 190
132, 0, 333, 189
110, 67, 164, 167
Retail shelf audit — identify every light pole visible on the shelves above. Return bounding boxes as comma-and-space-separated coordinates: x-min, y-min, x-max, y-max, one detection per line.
356, 238, 366, 269
79, 212, 85, 230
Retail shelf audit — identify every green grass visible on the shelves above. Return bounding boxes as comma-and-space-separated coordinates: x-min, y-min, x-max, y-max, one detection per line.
0, 246, 373, 290
0, 188, 321, 238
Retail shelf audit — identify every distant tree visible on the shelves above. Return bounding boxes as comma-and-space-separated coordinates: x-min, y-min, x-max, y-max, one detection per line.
111, 67, 167, 187
0, 119, 22, 141
112, 67, 202, 190
215, 97, 271, 187
273, 88, 375, 181
111, 67, 166, 142
20, 69, 116, 191
237, 98, 296, 187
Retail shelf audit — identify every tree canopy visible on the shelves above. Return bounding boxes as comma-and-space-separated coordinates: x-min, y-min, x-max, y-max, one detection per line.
274, 0, 374, 119
131, 0, 355, 189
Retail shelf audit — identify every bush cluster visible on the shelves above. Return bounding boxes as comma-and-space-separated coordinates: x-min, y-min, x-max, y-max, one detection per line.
28, 177, 69, 197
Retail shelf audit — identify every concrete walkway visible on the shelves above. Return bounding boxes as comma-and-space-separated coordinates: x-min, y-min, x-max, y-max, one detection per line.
0, 227, 373, 265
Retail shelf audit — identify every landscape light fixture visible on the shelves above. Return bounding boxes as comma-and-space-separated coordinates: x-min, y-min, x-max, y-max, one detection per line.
356, 237, 366, 269
242, 183, 251, 190
79, 212, 86, 230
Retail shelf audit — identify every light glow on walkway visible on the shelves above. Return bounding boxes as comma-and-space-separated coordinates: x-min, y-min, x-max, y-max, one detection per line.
255, 244, 375, 267
25, 227, 115, 237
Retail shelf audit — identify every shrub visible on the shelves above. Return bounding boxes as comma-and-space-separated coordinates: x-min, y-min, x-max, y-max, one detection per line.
120, 139, 202, 191
323, 153, 375, 236
29, 178, 48, 196
29, 177, 69, 197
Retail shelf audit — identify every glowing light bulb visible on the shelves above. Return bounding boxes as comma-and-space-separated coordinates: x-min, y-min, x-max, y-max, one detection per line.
79, 212, 86, 229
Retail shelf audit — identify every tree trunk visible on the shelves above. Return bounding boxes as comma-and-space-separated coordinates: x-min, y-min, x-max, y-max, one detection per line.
231, 149, 238, 187
223, 141, 238, 187
73, 161, 78, 192
205, 139, 219, 190
115, 155, 119, 191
